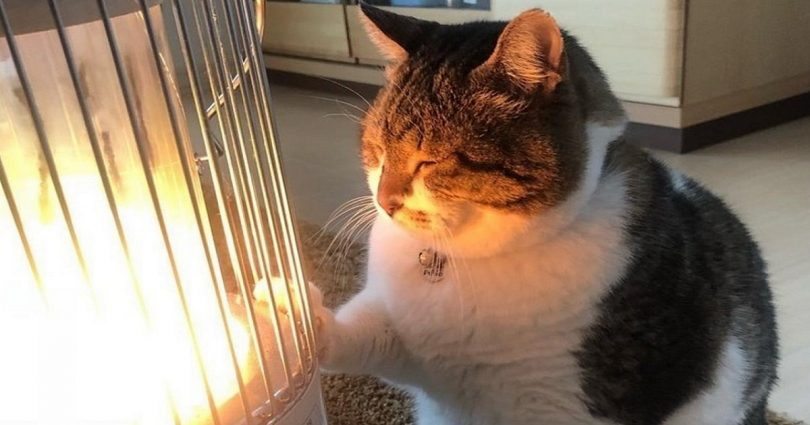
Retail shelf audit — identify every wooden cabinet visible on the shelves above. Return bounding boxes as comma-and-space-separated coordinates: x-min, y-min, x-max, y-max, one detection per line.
345, 6, 489, 65
263, 3, 351, 61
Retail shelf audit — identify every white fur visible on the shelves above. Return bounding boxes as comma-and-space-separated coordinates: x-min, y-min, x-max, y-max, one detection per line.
314, 120, 752, 424
360, 167, 630, 425
669, 168, 689, 192
664, 337, 752, 425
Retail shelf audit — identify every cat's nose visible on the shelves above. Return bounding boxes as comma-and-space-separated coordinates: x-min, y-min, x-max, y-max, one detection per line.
377, 166, 409, 216
378, 193, 403, 217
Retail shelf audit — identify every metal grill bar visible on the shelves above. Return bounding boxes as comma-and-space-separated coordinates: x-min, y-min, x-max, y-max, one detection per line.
239, 0, 317, 361
167, 0, 280, 411
187, 0, 263, 292
44, 1, 183, 421
94, 0, 223, 423
0, 157, 45, 299
135, 1, 256, 422
203, 0, 307, 385
206, 63, 251, 119
0, 0, 97, 307
181, 0, 296, 400
220, 0, 314, 379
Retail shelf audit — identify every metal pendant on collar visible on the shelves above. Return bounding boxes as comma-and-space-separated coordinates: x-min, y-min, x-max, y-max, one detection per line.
418, 248, 447, 283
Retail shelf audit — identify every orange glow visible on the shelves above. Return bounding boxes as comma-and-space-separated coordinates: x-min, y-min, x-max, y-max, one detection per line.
0, 12, 268, 424
0, 176, 257, 425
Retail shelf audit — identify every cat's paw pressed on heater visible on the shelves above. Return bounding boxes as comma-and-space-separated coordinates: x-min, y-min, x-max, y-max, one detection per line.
307, 281, 336, 367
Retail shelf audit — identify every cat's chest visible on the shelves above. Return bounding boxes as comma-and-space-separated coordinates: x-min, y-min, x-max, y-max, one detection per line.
365, 218, 628, 424
366, 218, 630, 363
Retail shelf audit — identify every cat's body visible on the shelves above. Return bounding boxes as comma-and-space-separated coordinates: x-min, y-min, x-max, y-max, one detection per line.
312, 6, 778, 425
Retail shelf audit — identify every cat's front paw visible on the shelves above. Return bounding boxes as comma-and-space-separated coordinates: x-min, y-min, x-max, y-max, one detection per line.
306, 282, 337, 368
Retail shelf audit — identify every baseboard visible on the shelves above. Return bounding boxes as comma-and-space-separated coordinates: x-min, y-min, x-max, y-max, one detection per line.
268, 69, 382, 100
268, 70, 810, 153
627, 91, 810, 153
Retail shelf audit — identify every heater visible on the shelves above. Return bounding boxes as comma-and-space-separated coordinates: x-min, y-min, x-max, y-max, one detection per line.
0, 0, 327, 424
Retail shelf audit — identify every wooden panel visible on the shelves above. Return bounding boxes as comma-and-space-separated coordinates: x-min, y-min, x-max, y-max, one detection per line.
346, 5, 490, 63
682, 72, 810, 126
346, 1, 686, 105
262, 3, 351, 60
492, 0, 686, 103
682, 0, 810, 106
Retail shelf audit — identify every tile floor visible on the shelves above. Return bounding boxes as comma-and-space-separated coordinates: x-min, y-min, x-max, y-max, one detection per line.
269, 80, 810, 421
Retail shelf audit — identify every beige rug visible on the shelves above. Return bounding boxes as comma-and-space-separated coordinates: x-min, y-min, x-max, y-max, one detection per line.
297, 222, 803, 425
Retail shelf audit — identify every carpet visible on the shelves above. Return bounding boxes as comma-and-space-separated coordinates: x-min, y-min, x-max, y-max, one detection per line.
297, 222, 803, 425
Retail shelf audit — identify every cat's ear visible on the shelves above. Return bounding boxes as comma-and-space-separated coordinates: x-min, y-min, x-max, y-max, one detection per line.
359, 4, 436, 62
477, 9, 564, 91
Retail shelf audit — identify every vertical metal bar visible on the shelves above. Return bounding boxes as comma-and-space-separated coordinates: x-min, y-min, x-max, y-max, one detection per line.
195, 0, 274, 313
206, 0, 307, 378
0, 157, 45, 302
184, 0, 262, 297
0, 0, 97, 308
232, 0, 316, 369
215, 1, 311, 373
220, 1, 288, 292
169, 0, 278, 407
135, 1, 255, 422
238, 0, 317, 361
192, 0, 266, 306
94, 1, 222, 423
183, 0, 296, 396
43, 1, 182, 423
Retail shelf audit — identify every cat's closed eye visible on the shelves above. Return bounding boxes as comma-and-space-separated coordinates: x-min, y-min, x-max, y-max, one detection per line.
416, 161, 437, 173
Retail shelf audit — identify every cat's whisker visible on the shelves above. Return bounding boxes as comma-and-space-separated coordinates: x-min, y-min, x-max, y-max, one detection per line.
328, 206, 375, 255
311, 75, 373, 108
313, 196, 375, 242
322, 113, 362, 124
318, 208, 376, 296
338, 215, 375, 290
448, 227, 473, 287
322, 196, 375, 224
307, 95, 368, 116
325, 204, 375, 248
439, 228, 463, 290
336, 210, 375, 262
319, 204, 376, 270
335, 211, 377, 290
435, 227, 468, 350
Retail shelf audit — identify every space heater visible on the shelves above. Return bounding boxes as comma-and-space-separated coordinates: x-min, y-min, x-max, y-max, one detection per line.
0, 0, 327, 423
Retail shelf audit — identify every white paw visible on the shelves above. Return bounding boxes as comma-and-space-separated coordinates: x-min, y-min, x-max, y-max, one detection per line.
252, 276, 290, 314
306, 281, 336, 367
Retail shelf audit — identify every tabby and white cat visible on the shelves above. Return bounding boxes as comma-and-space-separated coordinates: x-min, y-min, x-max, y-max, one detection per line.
309, 6, 778, 425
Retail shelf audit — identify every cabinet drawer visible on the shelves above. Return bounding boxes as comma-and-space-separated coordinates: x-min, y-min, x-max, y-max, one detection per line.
263, 3, 351, 60
346, 5, 488, 65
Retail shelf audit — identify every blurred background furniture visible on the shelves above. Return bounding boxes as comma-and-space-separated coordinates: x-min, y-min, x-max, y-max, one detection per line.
260, 0, 810, 152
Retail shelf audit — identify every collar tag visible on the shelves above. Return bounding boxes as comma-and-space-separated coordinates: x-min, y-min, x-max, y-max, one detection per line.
418, 249, 446, 283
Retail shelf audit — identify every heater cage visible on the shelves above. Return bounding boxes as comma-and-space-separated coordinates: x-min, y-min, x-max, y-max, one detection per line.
0, 0, 325, 424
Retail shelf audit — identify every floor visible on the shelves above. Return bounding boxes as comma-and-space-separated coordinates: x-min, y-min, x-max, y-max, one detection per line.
269, 81, 810, 421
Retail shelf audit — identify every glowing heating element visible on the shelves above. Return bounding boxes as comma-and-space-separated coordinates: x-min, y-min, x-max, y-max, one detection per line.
0, 1, 325, 424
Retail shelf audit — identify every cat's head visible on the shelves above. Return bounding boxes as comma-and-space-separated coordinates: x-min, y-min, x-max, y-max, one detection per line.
360, 6, 592, 254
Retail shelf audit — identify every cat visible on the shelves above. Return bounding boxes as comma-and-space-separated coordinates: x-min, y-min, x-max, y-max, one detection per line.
308, 5, 779, 425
